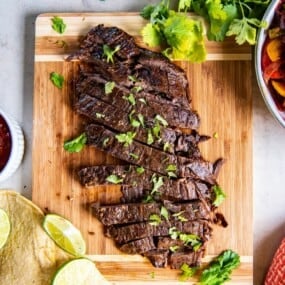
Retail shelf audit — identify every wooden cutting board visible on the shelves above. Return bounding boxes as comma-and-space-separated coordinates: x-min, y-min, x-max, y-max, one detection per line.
32, 13, 253, 284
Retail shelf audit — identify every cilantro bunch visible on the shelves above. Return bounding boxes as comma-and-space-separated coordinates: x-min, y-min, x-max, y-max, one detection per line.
141, 0, 270, 62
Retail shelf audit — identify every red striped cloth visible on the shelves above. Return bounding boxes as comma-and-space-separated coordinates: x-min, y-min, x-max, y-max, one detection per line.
265, 238, 285, 285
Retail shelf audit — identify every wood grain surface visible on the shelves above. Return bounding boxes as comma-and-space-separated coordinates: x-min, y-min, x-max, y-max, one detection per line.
32, 13, 253, 283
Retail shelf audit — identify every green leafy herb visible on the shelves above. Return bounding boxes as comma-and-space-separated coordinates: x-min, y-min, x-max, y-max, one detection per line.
160, 206, 169, 221
103, 44, 120, 63
51, 16, 66, 34
166, 164, 177, 178
152, 123, 161, 139
139, 98, 147, 105
130, 153, 139, 160
140, 0, 270, 62
169, 227, 180, 239
105, 81, 115, 94
155, 114, 168, 127
149, 214, 162, 226
63, 133, 87, 153
151, 175, 164, 194
96, 113, 105, 119
212, 185, 226, 207
136, 166, 145, 174
132, 86, 143, 93
50, 72, 64, 89
199, 250, 240, 285
128, 75, 138, 82
106, 174, 123, 184
123, 93, 136, 106
129, 111, 141, 128
163, 142, 170, 152
170, 245, 180, 252
143, 194, 155, 203
179, 263, 197, 282
179, 233, 202, 251
147, 129, 154, 145
115, 131, 136, 147
173, 211, 188, 222
137, 114, 145, 128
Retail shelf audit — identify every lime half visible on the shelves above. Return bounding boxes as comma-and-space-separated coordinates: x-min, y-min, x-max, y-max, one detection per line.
52, 258, 109, 285
43, 214, 86, 256
0, 208, 10, 249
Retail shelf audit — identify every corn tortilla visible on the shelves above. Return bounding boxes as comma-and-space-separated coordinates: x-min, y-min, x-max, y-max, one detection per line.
0, 190, 72, 284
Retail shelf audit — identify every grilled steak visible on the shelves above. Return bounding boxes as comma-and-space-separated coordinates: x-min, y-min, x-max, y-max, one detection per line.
105, 220, 212, 244
85, 123, 216, 183
144, 250, 169, 268
76, 75, 200, 129
78, 165, 213, 202
70, 24, 191, 108
76, 94, 202, 157
67, 25, 227, 271
120, 237, 156, 254
91, 201, 211, 226
169, 249, 205, 269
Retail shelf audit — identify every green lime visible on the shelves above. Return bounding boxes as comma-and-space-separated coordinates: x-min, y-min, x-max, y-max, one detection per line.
0, 208, 10, 250
52, 258, 109, 285
43, 214, 86, 256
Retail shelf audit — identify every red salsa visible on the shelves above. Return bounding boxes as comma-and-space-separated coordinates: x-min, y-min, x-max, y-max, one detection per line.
0, 115, 12, 171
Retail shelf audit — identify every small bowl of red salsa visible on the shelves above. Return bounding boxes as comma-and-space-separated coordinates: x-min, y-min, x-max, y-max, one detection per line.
255, 0, 285, 127
0, 108, 24, 182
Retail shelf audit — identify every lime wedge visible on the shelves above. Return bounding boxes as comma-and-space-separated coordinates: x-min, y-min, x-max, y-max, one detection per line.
52, 258, 109, 285
0, 208, 10, 249
43, 214, 86, 256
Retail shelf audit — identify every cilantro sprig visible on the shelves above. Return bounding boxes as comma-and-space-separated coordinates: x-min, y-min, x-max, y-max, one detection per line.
63, 133, 87, 153
51, 16, 66, 34
140, 0, 270, 62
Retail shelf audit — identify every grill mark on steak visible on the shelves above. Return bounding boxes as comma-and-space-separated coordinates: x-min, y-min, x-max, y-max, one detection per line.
76, 74, 200, 129
85, 123, 216, 182
69, 24, 191, 108
91, 201, 211, 226
105, 220, 212, 244
119, 237, 156, 254
75, 94, 202, 156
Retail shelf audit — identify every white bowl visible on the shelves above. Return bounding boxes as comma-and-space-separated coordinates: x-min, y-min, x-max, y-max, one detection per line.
0, 108, 24, 182
255, 0, 285, 128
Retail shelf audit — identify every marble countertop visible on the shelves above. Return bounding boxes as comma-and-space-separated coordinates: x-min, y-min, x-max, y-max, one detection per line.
1, 0, 285, 284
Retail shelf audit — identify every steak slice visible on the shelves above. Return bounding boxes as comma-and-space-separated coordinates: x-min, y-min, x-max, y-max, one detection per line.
76, 74, 200, 129
75, 94, 202, 156
91, 201, 211, 226
105, 220, 212, 244
85, 123, 216, 182
78, 165, 213, 202
144, 249, 169, 268
119, 237, 156, 254
70, 24, 191, 108
169, 248, 205, 269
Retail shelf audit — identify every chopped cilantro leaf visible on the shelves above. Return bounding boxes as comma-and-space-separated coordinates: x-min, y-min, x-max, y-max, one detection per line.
103, 44, 120, 63
105, 81, 115, 95
160, 206, 169, 221
147, 129, 154, 145
63, 133, 87, 153
155, 114, 168, 126
179, 263, 197, 282
51, 16, 66, 34
50, 72, 64, 89
106, 174, 123, 184
96, 113, 105, 119
115, 131, 136, 147
212, 185, 226, 207
130, 153, 139, 160
123, 93, 136, 106
170, 245, 180, 252
149, 214, 162, 226
136, 166, 145, 174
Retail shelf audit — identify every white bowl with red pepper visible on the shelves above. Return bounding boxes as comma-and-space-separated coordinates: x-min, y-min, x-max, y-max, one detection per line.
255, 0, 285, 128
0, 108, 24, 182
